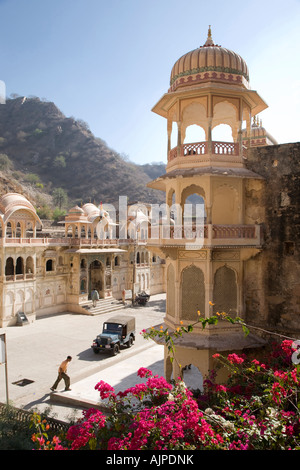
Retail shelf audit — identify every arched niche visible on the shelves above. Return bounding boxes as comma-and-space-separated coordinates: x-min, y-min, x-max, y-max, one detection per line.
26, 256, 34, 273
213, 265, 238, 316
181, 265, 205, 321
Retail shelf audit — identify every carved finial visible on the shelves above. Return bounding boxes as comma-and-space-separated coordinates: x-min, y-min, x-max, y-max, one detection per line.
204, 25, 214, 46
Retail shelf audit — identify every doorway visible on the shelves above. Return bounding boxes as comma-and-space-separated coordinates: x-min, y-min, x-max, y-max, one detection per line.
89, 260, 104, 298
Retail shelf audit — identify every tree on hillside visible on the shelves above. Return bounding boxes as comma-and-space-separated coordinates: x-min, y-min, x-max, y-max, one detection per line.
0, 154, 12, 170
52, 187, 68, 210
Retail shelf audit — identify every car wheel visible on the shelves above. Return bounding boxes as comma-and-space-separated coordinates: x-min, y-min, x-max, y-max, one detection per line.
127, 336, 133, 348
93, 349, 99, 354
112, 344, 120, 355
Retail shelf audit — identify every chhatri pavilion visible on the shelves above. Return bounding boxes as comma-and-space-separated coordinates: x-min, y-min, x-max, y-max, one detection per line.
147, 27, 278, 384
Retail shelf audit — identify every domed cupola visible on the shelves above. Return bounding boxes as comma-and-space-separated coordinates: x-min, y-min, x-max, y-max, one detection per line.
169, 26, 250, 93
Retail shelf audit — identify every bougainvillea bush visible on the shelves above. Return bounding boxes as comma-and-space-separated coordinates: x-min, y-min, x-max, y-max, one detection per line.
31, 338, 300, 450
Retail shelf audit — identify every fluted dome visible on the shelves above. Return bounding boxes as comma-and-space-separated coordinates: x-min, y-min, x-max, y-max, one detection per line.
169, 27, 249, 92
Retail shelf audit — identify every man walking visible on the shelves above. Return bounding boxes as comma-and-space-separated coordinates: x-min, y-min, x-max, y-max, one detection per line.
51, 355, 72, 392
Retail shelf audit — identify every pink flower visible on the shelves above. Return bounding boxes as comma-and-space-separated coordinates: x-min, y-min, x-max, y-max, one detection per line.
227, 353, 244, 364
137, 367, 153, 378
94, 381, 116, 400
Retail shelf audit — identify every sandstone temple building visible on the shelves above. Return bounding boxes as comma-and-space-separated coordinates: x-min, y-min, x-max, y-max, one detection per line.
0, 195, 165, 327
147, 27, 300, 383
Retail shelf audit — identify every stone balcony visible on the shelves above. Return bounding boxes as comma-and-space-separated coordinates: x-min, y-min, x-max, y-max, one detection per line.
147, 224, 262, 248
167, 141, 247, 171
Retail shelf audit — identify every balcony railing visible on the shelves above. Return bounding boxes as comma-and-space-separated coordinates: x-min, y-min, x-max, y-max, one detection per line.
0, 237, 150, 248
169, 141, 242, 162
148, 224, 262, 247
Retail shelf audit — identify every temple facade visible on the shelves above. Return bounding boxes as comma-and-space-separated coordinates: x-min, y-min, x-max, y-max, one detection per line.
0, 195, 165, 327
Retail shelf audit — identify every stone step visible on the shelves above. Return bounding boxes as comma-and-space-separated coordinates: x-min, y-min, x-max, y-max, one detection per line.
79, 299, 125, 316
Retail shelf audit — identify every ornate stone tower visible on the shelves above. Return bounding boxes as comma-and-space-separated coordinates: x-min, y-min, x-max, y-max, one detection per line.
147, 28, 269, 386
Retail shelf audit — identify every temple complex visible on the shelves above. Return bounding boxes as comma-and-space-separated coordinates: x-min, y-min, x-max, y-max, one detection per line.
0, 27, 299, 390
0, 195, 165, 327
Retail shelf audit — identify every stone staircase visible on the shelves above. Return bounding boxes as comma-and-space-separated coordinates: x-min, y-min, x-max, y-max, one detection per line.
79, 297, 126, 316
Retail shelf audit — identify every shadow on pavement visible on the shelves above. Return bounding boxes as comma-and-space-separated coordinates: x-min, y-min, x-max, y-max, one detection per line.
142, 298, 166, 313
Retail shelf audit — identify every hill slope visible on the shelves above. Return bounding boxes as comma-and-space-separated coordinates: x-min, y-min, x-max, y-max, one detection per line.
0, 96, 165, 210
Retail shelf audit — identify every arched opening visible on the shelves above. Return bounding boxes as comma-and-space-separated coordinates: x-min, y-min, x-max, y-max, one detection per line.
16, 256, 24, 275
170, 121, 178, 148
66, 225, 73, 237
184, 124, 206, 143
26, 256, 34, 274
5, 257, 14, 276
6, 222, 12, 238
212, 123, 233, 142
182, 364, 203, 392
46, 259, 53, 272
213, 266, 238, 317
26, 221, 34, 238
181, 184, 206, 230
16, 222, 22, 238
89, 260, 103, 298
181, 265, 205, 321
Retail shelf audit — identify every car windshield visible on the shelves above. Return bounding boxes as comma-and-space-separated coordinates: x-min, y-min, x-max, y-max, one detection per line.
103, 323, 123, 334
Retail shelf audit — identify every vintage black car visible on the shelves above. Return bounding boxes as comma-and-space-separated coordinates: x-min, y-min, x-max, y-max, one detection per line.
91, 315, 136, 355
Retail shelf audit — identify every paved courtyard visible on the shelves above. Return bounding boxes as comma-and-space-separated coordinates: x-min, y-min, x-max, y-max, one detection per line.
0, 294, 167, 422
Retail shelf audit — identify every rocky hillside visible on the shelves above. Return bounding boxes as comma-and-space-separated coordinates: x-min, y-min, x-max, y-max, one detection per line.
0, 96, 165, 213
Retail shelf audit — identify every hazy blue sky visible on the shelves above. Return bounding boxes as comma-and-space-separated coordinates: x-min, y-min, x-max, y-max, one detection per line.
0, 0, 299, 165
